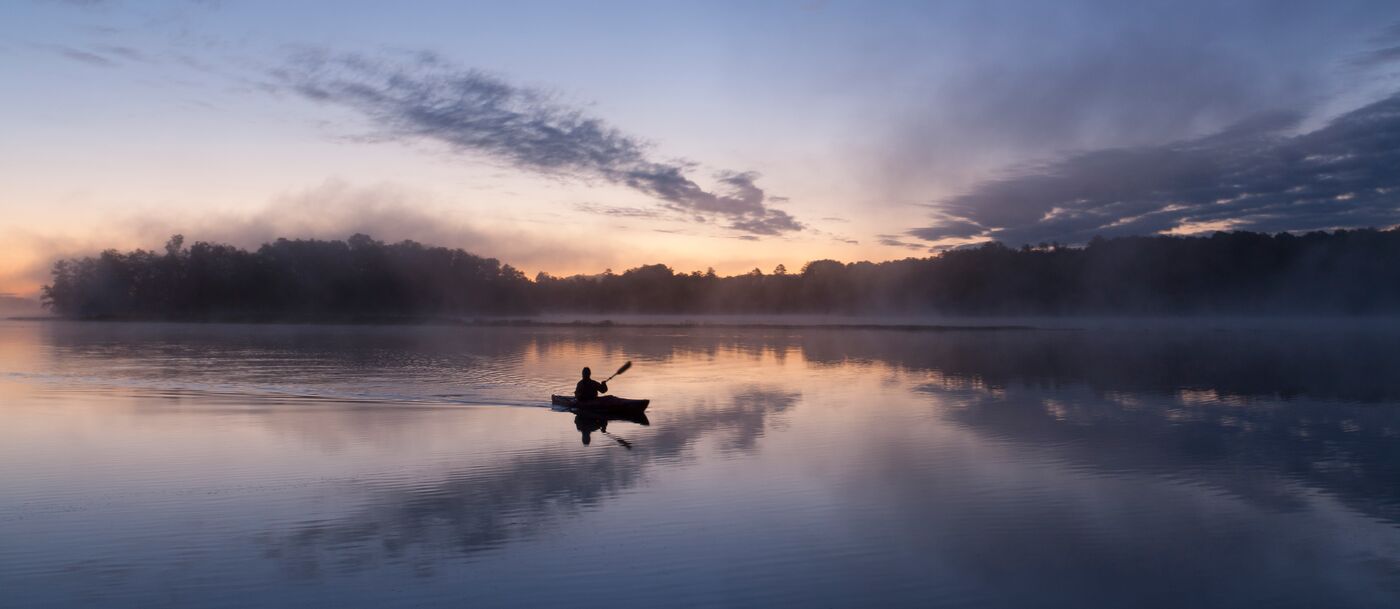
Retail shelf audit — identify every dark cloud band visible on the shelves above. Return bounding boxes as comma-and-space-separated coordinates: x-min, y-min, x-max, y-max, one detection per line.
276, 50, 801, 236
914, 93, 1400, 246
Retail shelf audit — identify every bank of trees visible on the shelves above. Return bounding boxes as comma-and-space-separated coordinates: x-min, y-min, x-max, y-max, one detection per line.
42, 229, 1400, 319
41, 234, 530, 319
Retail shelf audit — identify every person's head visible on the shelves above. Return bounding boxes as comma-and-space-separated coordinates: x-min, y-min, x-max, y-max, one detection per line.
582, 367, 592, 379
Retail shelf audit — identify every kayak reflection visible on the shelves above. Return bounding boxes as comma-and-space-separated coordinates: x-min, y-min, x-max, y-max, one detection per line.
572, 409, 650, 448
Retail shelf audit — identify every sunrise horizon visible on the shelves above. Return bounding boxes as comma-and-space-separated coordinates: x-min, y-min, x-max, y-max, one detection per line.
8, 1, 1400, 301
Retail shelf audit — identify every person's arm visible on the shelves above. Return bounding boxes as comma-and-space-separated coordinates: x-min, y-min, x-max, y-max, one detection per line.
599, 381, 608, 394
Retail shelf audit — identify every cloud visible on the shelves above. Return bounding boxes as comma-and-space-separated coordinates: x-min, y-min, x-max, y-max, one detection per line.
94, 44, 151, 63
912, 93, 1400, 246
573, 203, 663, 219
870, 2, 1400, 198
2, 181, 623, 295
907, 220, 986, 242
47, 45, 117, 67
146, 180, 614, 271
1352, 45, 1400, 68
35, 41, 157, 69
876, 234, 925, 250
1370, 20, 1400, 44
274, 49, 802, 235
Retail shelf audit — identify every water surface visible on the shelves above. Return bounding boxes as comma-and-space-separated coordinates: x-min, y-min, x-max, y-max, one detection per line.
3, 319, 1400, 608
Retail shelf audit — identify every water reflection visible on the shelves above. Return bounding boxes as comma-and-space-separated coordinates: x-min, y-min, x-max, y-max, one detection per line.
3, 320, 1400, 608
15, 321, 1400, 405
259, 387, 797, 577
793, 323, 1400, 403
931, 381, 1400, 526
569, 410, 649, 448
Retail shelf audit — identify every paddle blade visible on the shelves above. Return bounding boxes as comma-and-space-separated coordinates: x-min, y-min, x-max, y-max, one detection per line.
614, 361, 632, 377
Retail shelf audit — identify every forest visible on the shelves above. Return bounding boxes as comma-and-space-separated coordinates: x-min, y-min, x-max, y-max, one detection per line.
40, 229, 1400, 319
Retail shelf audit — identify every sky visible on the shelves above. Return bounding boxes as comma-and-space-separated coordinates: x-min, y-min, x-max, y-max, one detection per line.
3, 0, 1400, 297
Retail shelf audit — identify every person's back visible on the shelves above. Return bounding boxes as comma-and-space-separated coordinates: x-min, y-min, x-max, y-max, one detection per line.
574, 367, 608, 402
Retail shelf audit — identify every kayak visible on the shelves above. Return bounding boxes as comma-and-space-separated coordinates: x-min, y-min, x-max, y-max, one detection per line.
574, 409, 651, 427
551, 394, 650, 415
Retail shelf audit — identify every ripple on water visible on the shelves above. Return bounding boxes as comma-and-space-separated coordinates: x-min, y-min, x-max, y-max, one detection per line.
3, 321, 1400, 608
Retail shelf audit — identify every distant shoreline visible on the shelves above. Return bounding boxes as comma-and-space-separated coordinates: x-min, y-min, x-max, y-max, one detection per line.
12, 313, 1400, 334
4, 314, 1044, 332
40, 231, 1400, 321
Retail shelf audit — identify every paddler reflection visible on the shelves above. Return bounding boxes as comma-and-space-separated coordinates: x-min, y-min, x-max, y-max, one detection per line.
573, 411, 649, 448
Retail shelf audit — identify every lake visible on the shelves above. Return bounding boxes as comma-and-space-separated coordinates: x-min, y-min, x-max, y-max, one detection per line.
3, 319, 1400, 608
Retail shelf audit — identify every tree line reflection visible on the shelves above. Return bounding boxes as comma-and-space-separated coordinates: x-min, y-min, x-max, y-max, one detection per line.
23, 321, 1400, 577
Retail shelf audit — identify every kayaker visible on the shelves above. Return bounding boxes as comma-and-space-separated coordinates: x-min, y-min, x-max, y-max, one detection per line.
574, 367, 609, 402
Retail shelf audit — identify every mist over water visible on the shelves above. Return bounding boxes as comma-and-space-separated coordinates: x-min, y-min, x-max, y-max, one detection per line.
3, 319, 1400, 608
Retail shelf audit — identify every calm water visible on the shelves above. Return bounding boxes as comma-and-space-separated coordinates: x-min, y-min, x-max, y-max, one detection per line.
3, 319, 1400, 608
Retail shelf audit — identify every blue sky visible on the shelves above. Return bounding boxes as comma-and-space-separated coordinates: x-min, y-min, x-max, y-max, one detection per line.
3, 0, 1400, 294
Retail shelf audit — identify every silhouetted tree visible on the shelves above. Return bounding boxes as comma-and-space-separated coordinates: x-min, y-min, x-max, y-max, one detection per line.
42, 229, 1400, 319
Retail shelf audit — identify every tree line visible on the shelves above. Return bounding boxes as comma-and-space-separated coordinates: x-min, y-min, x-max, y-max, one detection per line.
42, 228, 1400, 319
42, 234, 530, 319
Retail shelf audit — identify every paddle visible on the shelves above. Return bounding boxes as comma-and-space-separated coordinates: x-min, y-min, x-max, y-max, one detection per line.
602, 360, 632, 383
600, 426, 633, 450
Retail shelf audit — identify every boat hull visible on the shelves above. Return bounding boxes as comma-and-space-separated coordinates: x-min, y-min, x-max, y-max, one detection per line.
551, 394, 650, 415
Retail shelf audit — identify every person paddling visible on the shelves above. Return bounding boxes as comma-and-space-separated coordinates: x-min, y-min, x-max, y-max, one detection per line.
574, 367, 608, 402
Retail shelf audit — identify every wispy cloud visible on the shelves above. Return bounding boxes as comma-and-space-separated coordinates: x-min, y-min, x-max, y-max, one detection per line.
876, 234, 926, 250
1352, 45, 1400, 68
912, 94, 1400, 246
869, 2, 1400, 201
274, 49, 803, 236
95, 44, 150, 63
573, 203, 663, 219
35, 41, 157, 68
47, 44, 118, 67
46, 0, 112, 6
908, 219, 986, 242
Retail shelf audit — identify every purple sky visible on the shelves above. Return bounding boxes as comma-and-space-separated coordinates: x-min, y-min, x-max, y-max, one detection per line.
3, 0, 1400, 295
